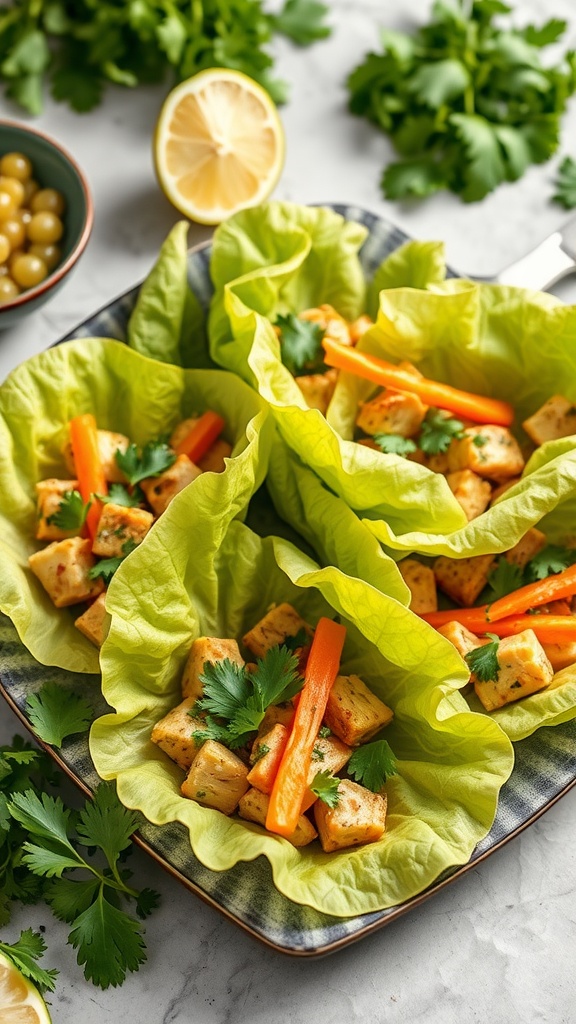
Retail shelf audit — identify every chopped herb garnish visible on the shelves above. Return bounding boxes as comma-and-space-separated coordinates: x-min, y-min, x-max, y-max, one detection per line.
347, 739, 397, 792
283, 627, 310, 652
318, 725, 331, 738
276, 313, 326, 376
464, 634, 501, 682
472, 434, 489, 448
419, 408, 464, 455
486, 558, 524, 601
310, 771, 340, 807
88, 539, 137, 584
526, 544, 576, 582
115, 440, 176, 486
46, 490, 91, 531
252, 743, 270, 764
372, 433, 417, 457
101, 483, 144, 508
311, 746, 325, 761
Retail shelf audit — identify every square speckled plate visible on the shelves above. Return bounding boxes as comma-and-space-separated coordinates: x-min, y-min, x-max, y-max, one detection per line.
2, 205, 576, 955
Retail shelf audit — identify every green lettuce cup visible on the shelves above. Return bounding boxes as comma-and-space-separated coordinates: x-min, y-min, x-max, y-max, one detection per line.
0, 337, 271, 675
89, 481, 513, 917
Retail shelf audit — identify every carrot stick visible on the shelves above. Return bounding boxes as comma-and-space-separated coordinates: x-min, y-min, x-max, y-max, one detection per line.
69, 414, 107, 540
487, 564, 576, 621
322, 339, 514, 427
265, 617, 346, 838
424, 610, 576, 644
421, 607, 492, 630
175, 410, 226, 463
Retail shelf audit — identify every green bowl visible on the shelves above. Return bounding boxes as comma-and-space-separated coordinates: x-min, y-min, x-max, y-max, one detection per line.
0, 120, 93, 329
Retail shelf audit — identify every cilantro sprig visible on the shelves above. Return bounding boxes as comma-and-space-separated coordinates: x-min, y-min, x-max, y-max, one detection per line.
347, 739, 397, 793
486, 558, 524, 601
464, 634, 501, 682
347, 2, 576, 203
26, 683, 94, 748
276, 313, 327, 376
46, 490, 91, 531
88, 539, 137, 584
525, 545, 576, 583
0, 930, 58, 995
419, 408, 464, 455
115, 440, 176, 486
553, 157, 576, 210
373, 434, 417, 458
310, 771, 340, 807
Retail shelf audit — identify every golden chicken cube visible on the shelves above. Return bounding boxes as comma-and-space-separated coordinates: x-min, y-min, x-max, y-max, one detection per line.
474, 629, 553, 711
349, 315, 373, 344
356, 389, 427, 438
299, 304, 352, 347
437, 620, 487, 660
140, 454, 202, 515
74, 593, 109, 648
181, 740, 249, 814
426, 451, 450, 474
242, 603, 313, 659
91, 502, 154, 558
169, 417, 199, 450
433, 554, 495, 607
446, 469, 492, 521
522, 395, 576, 446
257, 701, 295, 735
197, 439, 233, 473
29, 537, 104, 608
35, 478, 82, 542
314, 779, 387, 853
151, 697, 207, 771
324, 674, 393, 746
542, 642, 576, 673
398, 559, 437, 614
447, 425, 525, 481
238, 788, 317, 847
505, 527, 547, 569
306, 733, 352, 785
181, 637, 245, 702
64, 429, 130, 484
295, 369, 338, 414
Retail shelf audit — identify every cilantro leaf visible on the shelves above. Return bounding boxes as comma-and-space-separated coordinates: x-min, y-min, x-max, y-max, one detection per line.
553, 157, 576, 210
276, 313, 326, 376
46, 489, 91, 531
196, 659, 253, 721
310, 771, 340, 807
249, 645, 301, 708
25, 682, 93, 747
373, 433, 417, 457
69, 891, 146, 989
75, 783, 140, 868
190, 716, 233, 748
115, 440, 176, 485
0, 930, 58, 995
347, 739, 397, 792
103, 483, 144, 508
486, 558, 524, 601
88, 538, 137, 584
271, 0, 331, 45
464, 634, 501, 682
419, 408, 464, 454
283, 627, 310, 652
526, 544, 576, 582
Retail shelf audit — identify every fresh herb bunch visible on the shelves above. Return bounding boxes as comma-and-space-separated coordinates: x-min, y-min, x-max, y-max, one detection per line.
347, 0, 576, 202
0, 0, 331, 115
553, 156, 576, 209
486, 545, 576, 600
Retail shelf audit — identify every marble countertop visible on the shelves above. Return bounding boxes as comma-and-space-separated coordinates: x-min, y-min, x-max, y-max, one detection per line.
2, 1, 576, 1020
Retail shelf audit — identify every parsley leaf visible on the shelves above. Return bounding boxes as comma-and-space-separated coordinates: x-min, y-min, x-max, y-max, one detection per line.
271, 0, 331, 46
46, 490, 91, 531
310, 771, 340, 807
103, 483, 144, 508
525, 544, 576, 582
276, 313, 326, 376
347, 739, 397, 792
88, 538, 137, 584
25, 682, 93, 747
553, 157, 576, 210
419, 408, 464, 455
373, 433, 417, 457
115, 440, 176, 486
0, 930, 58, 995
464, 634, 501, 682
486, 558, 524, 601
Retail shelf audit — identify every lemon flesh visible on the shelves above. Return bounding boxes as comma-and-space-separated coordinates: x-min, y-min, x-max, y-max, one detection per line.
154, 69, 285, 224
0, 953, 51, 1024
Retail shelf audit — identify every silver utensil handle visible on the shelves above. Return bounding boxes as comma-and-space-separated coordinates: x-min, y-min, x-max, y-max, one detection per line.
495, 216, 576, 290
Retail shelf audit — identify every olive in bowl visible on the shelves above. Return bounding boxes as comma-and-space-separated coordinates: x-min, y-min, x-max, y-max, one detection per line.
0, 121, 93, 330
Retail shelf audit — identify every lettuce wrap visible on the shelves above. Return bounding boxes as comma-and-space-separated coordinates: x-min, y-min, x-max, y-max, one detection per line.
0, 337, 271, 675
89, 472, 514, 917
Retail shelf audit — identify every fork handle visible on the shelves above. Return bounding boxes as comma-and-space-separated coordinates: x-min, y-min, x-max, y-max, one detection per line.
495, 216, 576, 290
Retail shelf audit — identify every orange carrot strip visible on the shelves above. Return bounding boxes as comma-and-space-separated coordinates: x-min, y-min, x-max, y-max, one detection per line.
265, 617, 347, 837
175, 410, 226, 463
246, 725, 289, 795
421, 607, 492, 630
424, 610, 576, 644
322, 339, 514, 426
487, 564, 576, 621
69, 414, 107, 540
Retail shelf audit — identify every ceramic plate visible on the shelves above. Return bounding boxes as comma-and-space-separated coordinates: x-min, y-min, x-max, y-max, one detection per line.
2, 204, 576, 955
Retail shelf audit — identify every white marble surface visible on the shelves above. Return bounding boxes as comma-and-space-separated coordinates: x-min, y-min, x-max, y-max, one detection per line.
2, 1, 576, 1020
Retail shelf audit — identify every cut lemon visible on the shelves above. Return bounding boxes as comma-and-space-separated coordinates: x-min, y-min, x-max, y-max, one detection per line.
0, 953, 51, 1023
154, 68, 285, 225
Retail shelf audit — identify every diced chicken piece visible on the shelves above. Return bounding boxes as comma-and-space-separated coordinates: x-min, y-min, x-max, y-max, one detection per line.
349, 315, 373, 344
242, 603, 313, 659
446, 470, 492, 521
247, 724, 289, 793
74, 593, 109, 648
306, 733, 352, 786
398, 559, 437, 614
257, 702, 295, 735
324, 674, 393, 746
405, 447, 427, 466
238, 788, 317, 847
28, 537, 104, 608
151, 697, 207, 771
181, 740, 249, 814
35, 478, 81, 541
542, 642, 576, 672
433, 554, 495, 607
314, 778, 387, 853
437, 621, 488, 661
474, 629, 553, 711
299, 304, 352, 347
64, 429, 130, 484
447, 425, 525, 481
295, 369, 338, 414
181, 637, 245, 702
356, 389, 427, 438
140, 454, 202, 515
91, 502, 153, 558
490, 477, 521, 504
426, 451, 450, 474
169, 417, 199, 450
197, 439, 233, 473
523, 395, 576, 446
505, 527, 547, 569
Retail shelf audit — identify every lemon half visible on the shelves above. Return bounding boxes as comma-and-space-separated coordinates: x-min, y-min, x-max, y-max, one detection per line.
0, 952, 51, 1024
154, 68, 285, 225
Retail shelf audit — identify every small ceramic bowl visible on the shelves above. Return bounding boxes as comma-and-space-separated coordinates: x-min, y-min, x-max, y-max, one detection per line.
0, 120, 93, 329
